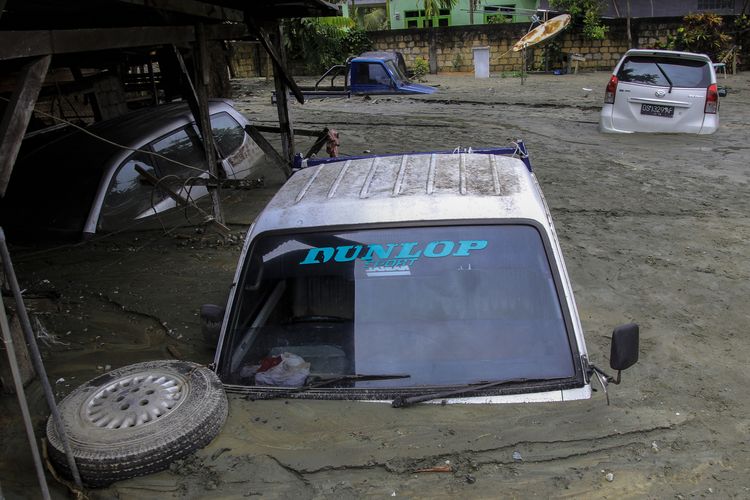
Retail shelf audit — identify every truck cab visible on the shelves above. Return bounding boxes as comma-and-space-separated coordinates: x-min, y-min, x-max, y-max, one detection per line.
348, 56, 436, 95
291, 54, 437, 100
208, 145, 638, 405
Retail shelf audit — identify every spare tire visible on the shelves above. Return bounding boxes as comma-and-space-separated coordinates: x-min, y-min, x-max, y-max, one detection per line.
46, 360, 228, 487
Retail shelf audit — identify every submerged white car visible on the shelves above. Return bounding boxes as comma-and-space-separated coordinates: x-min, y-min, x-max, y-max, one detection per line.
599, 49, 720, 134
206, 144, 639, 405
2, 100, 265, 239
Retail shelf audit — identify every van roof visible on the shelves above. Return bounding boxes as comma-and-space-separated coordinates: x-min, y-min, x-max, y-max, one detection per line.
251, 152, 552, 234
623, 49, 712, 63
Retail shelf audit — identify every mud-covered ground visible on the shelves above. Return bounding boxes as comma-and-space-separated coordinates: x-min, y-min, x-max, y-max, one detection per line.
1, 70, 749, 499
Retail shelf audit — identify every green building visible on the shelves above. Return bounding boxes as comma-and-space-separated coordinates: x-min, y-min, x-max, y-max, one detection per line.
385, 1, 540, 29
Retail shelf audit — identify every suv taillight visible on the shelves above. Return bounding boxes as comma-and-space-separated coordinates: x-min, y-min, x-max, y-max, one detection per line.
604, 75, 618, 104
705, 83, 719, 114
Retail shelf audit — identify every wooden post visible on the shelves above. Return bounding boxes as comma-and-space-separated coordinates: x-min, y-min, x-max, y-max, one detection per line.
0, 55, 51, 197
148, 58, 158, 105
244, 125, 291, 177
195, 24, 224, 224
268, 22, 295, 166
428, 28, 438, 74
0, 313, 36, 394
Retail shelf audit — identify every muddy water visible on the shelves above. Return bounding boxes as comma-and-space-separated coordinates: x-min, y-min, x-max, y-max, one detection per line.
2, 71, 750, 498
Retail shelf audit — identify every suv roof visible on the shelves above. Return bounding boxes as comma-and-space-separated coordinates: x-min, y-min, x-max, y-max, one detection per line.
621, 49, 712, 64
253, 151, 550, 234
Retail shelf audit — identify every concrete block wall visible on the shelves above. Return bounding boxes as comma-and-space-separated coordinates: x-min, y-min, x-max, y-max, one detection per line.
366, 17, 722, 74
228, 41, 270, 78
228, 16, 747, 77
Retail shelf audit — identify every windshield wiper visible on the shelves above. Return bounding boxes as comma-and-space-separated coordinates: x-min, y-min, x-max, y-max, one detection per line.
654, 62, 673, 93
391, 377, 564, 408
262, 373, 411, 399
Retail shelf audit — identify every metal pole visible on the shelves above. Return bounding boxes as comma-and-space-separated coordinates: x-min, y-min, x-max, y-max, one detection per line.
0, 228, 83, 488
0, 293, 51, 500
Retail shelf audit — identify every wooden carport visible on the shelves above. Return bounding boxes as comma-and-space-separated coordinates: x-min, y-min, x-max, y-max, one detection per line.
0, 2, 338, 497
0, 0, 338, 225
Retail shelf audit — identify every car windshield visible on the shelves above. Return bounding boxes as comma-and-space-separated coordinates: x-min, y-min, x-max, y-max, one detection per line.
220, 225, 577, 390
385, 60, 409, 84
617, 56, 711, 88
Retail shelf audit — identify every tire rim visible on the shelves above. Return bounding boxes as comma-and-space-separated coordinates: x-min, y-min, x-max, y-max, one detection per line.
82, 370, 189, 429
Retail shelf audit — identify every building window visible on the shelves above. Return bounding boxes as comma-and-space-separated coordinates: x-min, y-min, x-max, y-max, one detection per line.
697, 0, 734, 9
485, 4, 515, 23
404, 8, 451, 28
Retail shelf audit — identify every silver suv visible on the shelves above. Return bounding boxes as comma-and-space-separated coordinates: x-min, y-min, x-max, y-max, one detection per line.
207, 144, 638, 405
599, 49, 720, 134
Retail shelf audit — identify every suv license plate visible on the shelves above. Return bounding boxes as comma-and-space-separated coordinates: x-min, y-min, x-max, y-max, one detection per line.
641, 104, 674, 118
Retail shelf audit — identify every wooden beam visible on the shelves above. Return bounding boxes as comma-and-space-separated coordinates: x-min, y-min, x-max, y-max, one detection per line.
0, 24, 248, 61
251, 125, 327, 137
0, 55, 51, 197
115, 0, 244, 22
247, 19, 305, 104
134, 164, 229, 235
244, 125, 292, 177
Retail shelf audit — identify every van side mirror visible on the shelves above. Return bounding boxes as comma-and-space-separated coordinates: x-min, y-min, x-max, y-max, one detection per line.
610, 323, 639, 371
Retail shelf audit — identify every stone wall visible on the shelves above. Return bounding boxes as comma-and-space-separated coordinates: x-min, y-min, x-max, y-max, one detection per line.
228, 17, 747, 77
228, 41, 271, 78
365, 16, 744, 74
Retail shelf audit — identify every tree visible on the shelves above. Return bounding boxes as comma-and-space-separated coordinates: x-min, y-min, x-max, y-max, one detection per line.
283, 18, 372, 72
550, 0, 608, 40
660, 13, 732, 62
423, 0, 458, 19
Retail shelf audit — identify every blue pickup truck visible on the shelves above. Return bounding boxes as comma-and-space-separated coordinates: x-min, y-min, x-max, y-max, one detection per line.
278, 53, 437, 101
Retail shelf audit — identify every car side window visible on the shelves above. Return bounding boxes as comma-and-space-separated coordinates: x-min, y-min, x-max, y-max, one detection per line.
151, 126, 205, 179
210, 112, 246, 158
99, 152, 165, 231
357, 63, 391, 86
369, 63, 391, 85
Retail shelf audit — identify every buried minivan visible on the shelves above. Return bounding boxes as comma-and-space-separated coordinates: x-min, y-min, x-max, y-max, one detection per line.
599, 49, 720, 134
208, 144, 639, 405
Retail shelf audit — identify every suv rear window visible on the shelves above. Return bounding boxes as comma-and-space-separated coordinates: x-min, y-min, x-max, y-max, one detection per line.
617, 56, 711, 88
221, 225, 576, 389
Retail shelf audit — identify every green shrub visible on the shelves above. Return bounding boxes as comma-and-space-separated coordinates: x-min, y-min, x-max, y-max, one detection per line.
658, 13, 731, 62
452, 53, 464, 71
412, 57, 429, 81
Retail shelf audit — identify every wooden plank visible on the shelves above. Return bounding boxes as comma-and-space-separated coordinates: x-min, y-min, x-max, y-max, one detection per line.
0, 25, 248, 61
134, 164, 230, 235
244, 125, 292, 177
212, 0, 339, 18
115, 0, 244, 22
0, 55, 51, 197
252, 125, 328, 137
304, 128, 331, 159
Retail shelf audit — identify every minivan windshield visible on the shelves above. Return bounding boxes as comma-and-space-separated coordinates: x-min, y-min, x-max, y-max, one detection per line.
221, 225, 576, 391
617, 56, 711, 88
